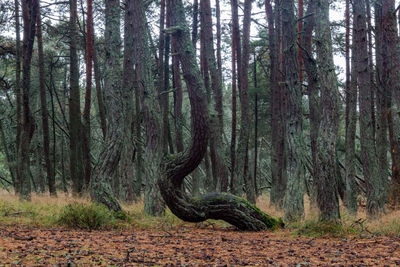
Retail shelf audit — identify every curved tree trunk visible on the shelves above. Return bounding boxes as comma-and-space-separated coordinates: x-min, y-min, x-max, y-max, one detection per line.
158, 0, 282, 231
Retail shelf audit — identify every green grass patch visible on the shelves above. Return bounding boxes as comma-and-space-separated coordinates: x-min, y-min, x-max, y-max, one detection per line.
291, 220, 359, 237
57, 203, 121, 230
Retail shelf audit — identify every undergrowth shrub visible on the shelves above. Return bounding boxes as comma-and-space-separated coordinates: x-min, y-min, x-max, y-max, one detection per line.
293, 220, 358, 237
57, 203, 116, 230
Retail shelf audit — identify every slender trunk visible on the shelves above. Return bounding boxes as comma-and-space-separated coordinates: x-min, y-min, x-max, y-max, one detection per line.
345, 0, 358, 214
301, 0, 318, 208
69, 0, 84, 195
37, 3, 56, 196
93, 44, 107, 139
120, 0, 136, 202
90, 0, 123, 212
230, 0, 242, 195
266, 0, 286, 208
18, 0, 39, 200
314, 0, 340, 221
236, 0, 255, 203
382, 0, 400, 207
366, 0, 375, 140
230, 24, 237, 192
200, 0, 228, 192
131, 0, 165, 216
83, 0, 93, 189
253, 50, 258, 196
354, 0, 385, 217
158, 0, 169, 154
282, 0, 305, 221
14, 0, 22, 194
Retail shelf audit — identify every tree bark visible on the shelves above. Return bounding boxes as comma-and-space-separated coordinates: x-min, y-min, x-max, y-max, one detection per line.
130, 0, 165, 216
345, 0, 358, 215
314, 0, 340, 221
230, 22, 237, 193
83, 0, 93, 189
90, 0, 123, 212
235, 0, 255, 203
18, 0, 39, 200
266, 0, 287, 208
200, 0, 228, 192
93, 43, 107, 140
301, 0, 319, 208
230, 0, 242, 195
120, 0, 137, 202
14, 0, 22, 194
382, 0, 400, 207
354, 0, 385, 217
69, 0, 84, 195
282, 0, 305, 221
37, 3, 56, 196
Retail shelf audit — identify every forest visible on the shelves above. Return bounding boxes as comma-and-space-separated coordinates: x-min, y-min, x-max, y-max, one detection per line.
0, 0, 400, 265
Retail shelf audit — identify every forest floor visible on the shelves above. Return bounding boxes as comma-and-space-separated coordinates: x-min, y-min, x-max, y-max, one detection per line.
1, 192, 400, 266
1, 223, 400, 266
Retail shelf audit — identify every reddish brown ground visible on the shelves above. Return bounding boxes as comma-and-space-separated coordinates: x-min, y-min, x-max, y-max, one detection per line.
0, 224, 399, 266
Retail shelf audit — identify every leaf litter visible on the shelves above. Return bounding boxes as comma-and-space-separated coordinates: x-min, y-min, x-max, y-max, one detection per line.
1, 223, 400, 266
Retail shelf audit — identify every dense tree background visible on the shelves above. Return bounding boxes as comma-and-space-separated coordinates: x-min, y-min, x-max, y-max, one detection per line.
1, 0, 400, 227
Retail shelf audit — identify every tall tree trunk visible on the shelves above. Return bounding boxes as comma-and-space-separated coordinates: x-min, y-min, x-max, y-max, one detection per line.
345, 0, 358, 214
366, 0, 375, 140
14, 0, 22, 194
200, 0, 228, 192
314, 0, 340, 221
83, 0, 93, 189
236, 0, 255, 203
119, 0, 136, 202
18, 0, 39, 200
158, 0, 170, 154
90, 0, 123, 212
230, 0, 242, 195
93, 44, 107, 139
69, 0, 84, 195
253, 50, 258, 196
353, 0, 385, 217
266, 0, 287, 208
282, 0, 305, 221
230, 22, 237, 193
159, 0, 282, 231
382, 0, 400, 207
301, 0, 318, 208
37, 3, 56, 196
131, 0, 165, 216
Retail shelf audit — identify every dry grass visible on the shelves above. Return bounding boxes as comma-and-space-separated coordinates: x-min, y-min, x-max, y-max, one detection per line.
0, 190, 400, 236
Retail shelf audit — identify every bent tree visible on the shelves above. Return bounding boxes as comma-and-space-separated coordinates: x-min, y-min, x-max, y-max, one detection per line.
157, 0, 282, 231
